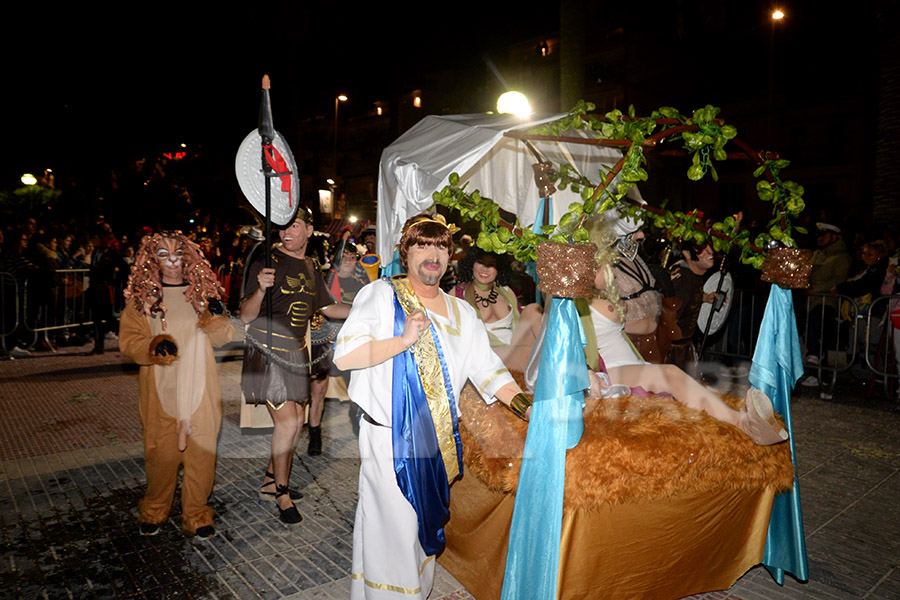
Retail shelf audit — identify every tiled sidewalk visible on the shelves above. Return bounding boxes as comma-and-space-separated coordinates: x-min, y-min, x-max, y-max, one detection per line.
2, 342, 900, 599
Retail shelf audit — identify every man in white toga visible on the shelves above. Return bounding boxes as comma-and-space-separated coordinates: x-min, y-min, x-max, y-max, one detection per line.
334, 214, 531, 599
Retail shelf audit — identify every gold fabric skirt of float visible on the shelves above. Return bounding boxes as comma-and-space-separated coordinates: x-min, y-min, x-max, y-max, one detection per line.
439, 378, 794, 600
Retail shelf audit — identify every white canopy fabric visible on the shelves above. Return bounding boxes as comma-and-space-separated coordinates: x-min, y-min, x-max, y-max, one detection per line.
376, 113, 644, 265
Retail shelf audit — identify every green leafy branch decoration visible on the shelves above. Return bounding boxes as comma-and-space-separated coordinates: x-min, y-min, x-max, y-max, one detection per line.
432, 102, 806, 270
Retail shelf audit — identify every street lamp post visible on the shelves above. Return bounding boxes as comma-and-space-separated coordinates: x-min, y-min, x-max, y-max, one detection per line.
333, 95, 348, 177
333, 94, 348, 220
767, 9, 785, 146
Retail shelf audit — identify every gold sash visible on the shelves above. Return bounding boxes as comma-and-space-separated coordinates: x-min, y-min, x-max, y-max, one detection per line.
389, 276, 460, 482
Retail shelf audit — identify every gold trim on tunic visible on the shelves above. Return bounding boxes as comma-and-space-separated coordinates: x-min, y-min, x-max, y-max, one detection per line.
336, 333, 376, 346
429, 297, 461, 337
389, 276, 459, 482
477, 368, 510, 396
247, 326, 303, 340
350, 556, 434, 593
245, 341, 308, 353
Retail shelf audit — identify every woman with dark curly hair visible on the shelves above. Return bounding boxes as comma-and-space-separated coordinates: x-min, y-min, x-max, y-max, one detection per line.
456, 248, 543, 372
119, 231, 234, 539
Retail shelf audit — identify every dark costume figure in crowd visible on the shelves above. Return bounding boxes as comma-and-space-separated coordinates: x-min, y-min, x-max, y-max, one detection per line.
311, 235, 375, 438
119, 231, 234, 538
307, 229, 371, 454
240, 208, 349, 524
668, 240, 718, 376
87, 228, 124, 354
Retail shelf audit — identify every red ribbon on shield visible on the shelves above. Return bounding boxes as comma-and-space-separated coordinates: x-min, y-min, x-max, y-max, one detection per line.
262, 143, 293, 206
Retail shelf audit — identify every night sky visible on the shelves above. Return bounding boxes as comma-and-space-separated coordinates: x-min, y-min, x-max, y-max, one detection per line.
2, 3, 548, 181
0, 1, 879, 209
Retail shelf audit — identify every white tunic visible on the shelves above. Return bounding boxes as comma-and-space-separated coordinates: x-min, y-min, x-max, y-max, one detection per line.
334, 279, 514, 425
590, 305, 648, 369
484, 307, 514, 345
334, 279, 514, 599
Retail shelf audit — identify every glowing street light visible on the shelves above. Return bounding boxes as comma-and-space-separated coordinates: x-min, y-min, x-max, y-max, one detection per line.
767, 8, 786, 144
334, 94, 348, 177
497, 91, 531, 117
21, 173, 37, 185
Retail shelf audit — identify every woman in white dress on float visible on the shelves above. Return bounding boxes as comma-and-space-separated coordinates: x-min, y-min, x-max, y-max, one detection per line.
455, 248, 543, 373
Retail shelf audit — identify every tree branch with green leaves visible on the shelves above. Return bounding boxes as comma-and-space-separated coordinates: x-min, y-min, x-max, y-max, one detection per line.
432, 102, 806, 270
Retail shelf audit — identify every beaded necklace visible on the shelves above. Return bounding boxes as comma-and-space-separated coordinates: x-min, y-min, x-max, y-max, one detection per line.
472, 282, 499, 308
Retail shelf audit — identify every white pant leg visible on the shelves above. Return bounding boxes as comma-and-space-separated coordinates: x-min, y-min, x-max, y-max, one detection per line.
351, 419, 435, 600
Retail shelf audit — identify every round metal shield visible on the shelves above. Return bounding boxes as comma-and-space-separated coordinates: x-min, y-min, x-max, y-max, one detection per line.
697, 271, 733, 335
235, 129, 300, 227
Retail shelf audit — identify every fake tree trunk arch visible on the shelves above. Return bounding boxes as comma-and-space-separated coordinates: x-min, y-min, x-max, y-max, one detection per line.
432, 101, 807, 268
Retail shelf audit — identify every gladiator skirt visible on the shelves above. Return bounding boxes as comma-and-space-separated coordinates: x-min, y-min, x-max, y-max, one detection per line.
241, 344, 311, 408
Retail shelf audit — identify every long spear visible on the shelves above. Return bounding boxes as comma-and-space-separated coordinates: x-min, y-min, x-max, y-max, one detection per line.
259, 75, 275, 355
235, 75, 300, 359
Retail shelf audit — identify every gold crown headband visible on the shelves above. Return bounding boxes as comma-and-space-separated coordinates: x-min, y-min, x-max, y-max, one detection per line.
401, 216, 460, 236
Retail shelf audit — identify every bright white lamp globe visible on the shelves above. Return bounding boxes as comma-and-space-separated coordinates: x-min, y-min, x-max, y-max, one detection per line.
497, 92, 531, 117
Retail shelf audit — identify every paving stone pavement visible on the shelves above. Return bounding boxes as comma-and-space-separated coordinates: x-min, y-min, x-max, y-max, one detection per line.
1, 341, 899, 599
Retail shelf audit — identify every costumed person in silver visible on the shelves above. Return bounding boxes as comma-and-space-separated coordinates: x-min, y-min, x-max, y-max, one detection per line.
333, 214, 529, 599
600, 205, 674, 364
308, 231, 375, 446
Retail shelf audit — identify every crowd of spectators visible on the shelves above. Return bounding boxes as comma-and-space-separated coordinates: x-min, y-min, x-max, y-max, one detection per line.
0, 214, 266, 359
4, 210, 900, 403
798, 221, 899, 397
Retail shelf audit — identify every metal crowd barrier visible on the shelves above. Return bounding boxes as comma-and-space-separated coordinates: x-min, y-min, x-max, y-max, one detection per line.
21, 268, 93, 350
703, 288, 766, 364
864, 295, 900, 398
12, 268, 125, 351
0, 271, 19, 353
6, 268, 900, 399
702, 290, 896, 397
800, 292, 861, 394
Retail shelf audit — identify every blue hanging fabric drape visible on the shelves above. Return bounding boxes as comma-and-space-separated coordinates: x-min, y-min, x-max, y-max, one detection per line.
384, 248, 405, 277
524, 197, 553, 308
501, 297, 588, 600
749, 284, 809, 583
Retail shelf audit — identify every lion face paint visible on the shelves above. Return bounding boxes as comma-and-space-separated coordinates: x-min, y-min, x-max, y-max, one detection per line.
156, 237, 186, 284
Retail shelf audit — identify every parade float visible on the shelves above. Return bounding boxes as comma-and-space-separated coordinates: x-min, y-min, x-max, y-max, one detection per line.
376, 103, 809, 599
